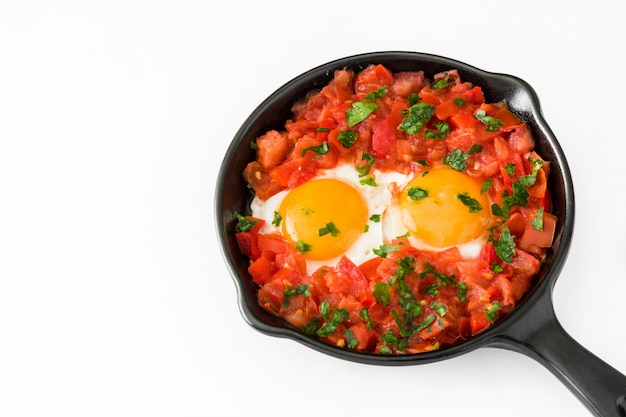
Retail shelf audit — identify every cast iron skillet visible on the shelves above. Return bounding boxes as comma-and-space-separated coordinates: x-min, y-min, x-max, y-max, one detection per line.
215, 51, 626, 417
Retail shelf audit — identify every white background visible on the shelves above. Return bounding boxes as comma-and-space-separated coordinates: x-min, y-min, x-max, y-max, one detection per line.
1, 1, 625, 416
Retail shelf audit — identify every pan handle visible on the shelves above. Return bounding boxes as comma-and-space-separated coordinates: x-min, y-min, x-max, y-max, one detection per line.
489, 294, 626, 417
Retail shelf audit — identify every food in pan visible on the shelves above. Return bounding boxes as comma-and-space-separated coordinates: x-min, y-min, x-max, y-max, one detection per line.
234, 64, 556, 354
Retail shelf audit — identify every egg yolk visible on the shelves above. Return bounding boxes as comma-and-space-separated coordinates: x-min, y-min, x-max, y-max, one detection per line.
279, 179, 368, 260
399, 167, 492, 247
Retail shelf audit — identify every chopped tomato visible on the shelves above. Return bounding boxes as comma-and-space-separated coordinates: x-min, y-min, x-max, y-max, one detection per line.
256, 130, 291, 169
354, 64, 394, 95
469, 310, 491, 335
508, 124, 535, 153
518, 212, 557, 255
248, 252, 275, 285
371, 117, 397, 158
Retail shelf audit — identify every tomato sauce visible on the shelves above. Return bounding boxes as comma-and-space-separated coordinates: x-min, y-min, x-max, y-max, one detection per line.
235, 65, 556, 354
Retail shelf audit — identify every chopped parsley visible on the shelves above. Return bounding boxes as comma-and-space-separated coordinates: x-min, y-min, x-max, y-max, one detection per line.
456, 282, 468, 302
408, 93, 421, 106
356, 152, 375, 176
369, 214, 382, 222
468, 144, 483, 155
454, 98, 466, 106
493, 174, 537, 219
481, 179, 494, 194
234, 212, 258, 232
338, 130, 357, 148
373, 282, 390, 306
304, 318, 321, 335
360, 176, 377, 187
484, 301, 502, 323
364, 86, 390, 101
532, 207, 545, 231
301, 141, 330, 158
415, 314, 436, 332
430, 301, 448, 317
424, 283, 440, 297
272, 211, 282, 226
475, 109, 504, 131
419, 262, 456, 287
319, 222, 341, 237
373, 244, 399, 258
397, 102, 435, 135
345, 328, 359, 349
529, 157, 544, 176
433, 77, 449, 90
391, 256, 415, 284
443, 149, 469, 171
407, 186, 429, 201
282, 284, 311, 307
347, 101, 379, 127
457, 192, 483, 213
346, 86, 389, 127
359, 307, 374, 330
380, 331, 406, 352
493, 226, 515, 263
319, 299, 330, 321
316, 307, 349, 337
505, 162, 516, 178
424, 121, 450, 140
296, 240, 312, 253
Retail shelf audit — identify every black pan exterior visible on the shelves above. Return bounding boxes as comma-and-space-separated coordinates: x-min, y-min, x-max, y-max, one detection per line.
215, 51, 575, 365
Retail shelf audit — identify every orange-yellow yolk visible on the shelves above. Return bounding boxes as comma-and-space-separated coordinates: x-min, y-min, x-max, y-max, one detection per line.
279, 179, 368, 260
399, 167, 493, 247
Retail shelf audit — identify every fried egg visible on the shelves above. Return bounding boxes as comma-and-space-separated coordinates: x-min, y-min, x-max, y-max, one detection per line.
251, 164, 494, 274
382, 166, 494, 259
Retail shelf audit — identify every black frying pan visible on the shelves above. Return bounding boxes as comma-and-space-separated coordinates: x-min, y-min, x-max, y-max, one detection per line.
215, 51, 626, 417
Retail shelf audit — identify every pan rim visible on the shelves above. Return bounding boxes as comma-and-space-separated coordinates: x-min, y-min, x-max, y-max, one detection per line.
215, 50, 575, 365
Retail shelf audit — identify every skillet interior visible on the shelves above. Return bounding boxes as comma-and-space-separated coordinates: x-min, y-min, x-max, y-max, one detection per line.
215, 51, 574, 365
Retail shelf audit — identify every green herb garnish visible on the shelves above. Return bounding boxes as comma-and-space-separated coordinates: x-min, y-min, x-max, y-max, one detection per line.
481, 179, 494, 194
302, 141, 330, 157
397, 102, 435, 135
493, 226, 515, 263
345, 328, 358, 349
296, 240, 312, 253
272, 211, 282, 226
319, 222, 341, 237
338, 130, 357, 148
234, 212, 258, 232
407, 186, 429, 201
346, 86, 389, 127
356, 152, 375, 176
282, 284, 311, 307
369, 214, 382, 222
373, 282, 391, 306
454, 98, 466, 106
457, 192, 483, 213
443, 149, 470, 171
532, 207, 544, 231
484, 301, 502, 323
373, 244, 399, 258
317, 308, 349, 337
475, 109, 504, 131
